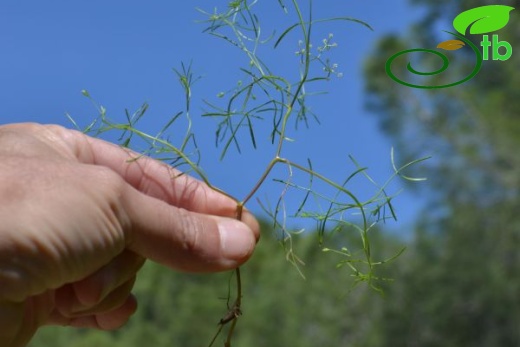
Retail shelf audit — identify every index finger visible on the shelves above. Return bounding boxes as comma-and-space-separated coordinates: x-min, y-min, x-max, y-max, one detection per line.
61, 127, 242, 217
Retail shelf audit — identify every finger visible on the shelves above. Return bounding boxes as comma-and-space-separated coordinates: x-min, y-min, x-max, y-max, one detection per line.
51, 277, 137, 323
71, 277, 136, 316
2, 123, 235, 215
59, 294, 138, 330
121, 185, 257, 272
71, 251, 145, 309
62, 127, 239, 215
93, 294, 138, 330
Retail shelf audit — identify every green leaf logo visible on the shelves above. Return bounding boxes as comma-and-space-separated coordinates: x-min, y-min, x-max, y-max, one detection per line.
453, 5, 514, 35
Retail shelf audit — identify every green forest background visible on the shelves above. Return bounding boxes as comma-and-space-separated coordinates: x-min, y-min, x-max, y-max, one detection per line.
28, 0, 520, 346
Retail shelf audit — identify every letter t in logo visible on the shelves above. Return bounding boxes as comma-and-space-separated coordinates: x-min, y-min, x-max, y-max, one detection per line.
481, 35, 492, 60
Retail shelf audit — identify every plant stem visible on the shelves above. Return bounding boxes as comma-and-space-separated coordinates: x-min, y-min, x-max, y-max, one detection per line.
224, 267, 242, 346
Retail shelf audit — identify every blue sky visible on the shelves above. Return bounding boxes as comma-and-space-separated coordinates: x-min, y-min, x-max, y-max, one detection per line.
0, 1, 425, 233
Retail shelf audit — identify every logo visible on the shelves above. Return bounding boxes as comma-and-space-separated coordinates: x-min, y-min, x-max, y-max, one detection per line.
386, 5, 515, 89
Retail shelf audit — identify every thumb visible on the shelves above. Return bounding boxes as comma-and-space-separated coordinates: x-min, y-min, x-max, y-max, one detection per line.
121, 186, 258, 272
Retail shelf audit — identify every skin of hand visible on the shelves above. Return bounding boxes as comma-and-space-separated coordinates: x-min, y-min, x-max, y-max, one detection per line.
0, 123, 260, 347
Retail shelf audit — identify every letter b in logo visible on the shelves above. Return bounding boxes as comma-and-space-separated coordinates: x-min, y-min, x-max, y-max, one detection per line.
481, 35, 513, 61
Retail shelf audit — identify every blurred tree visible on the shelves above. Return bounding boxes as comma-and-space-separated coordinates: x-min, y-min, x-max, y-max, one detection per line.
363, 0, 520, 346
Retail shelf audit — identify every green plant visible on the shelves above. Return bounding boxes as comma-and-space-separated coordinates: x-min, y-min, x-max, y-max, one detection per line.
68, 1, 427, 346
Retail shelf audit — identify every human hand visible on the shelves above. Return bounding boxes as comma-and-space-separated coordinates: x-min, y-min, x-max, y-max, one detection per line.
0, 123, 259, 347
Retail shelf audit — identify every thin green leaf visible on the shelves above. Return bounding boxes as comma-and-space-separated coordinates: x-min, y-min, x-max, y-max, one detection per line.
390, 147, 430, 181
313, 17, 373, 31
274, 22, 299, 48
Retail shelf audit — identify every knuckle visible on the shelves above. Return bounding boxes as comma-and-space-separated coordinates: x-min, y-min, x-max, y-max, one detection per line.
176, 210, 204, 253
0, 253, 45, 302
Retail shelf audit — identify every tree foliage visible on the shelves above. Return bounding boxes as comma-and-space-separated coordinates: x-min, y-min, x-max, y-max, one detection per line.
363, 0, 520, 345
